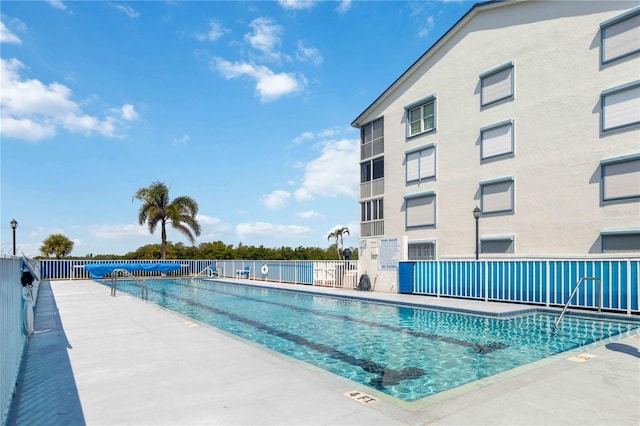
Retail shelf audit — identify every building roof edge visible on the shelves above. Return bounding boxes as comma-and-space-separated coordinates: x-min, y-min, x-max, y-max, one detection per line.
350, 0, 512, 128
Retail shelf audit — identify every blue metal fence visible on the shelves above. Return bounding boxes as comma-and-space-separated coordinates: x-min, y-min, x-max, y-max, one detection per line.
403, 259, 639, 314
1, 258, 27, 425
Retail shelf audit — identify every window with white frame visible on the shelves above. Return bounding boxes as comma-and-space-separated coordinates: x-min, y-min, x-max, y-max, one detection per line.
361, 117, 384, 160
361, 198, 383, 222
405, 192, 436, 228
406, 96, 436, 137
601, 81, 640, 132
361, 157, 384, 183
481, 120, 514, 160
601, 7, 640, 64
601, 154, 640, 202
481, 237, 514, 254
480, 178, 514, 214
408, 242, 435, 260
602, 231, 640, 253
480, 62, 514, 107
406, 145, 436, 183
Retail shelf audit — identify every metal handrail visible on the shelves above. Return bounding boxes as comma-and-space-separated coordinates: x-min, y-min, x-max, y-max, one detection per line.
110, 269, 148, 301
553, 277, 602, 329
191, 265, 216, 282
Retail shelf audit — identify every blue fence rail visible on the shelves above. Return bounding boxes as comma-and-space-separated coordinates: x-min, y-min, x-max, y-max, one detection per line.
400, 259, 639, 314
1, 256, 40, 426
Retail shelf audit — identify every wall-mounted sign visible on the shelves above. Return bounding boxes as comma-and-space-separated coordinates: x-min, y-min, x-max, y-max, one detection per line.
378, 237, 401, 270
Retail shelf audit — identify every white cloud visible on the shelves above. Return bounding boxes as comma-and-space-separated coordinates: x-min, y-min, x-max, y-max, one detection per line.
277, 0, 317, 10
120, 104, 138, 121
296, 41, 323, 65
196, 20, 229, 42
294, 138, 359, 201
196, 214, 231, 237
336, 0, 352, 14
47, 0, 67, 10
292, 131, 314, 145
212, 57, 305, 102
0, 58, 138, 142
1, 116, 56, 142
297, 210, 322, 219
418, 16, 435, 38
244, 17, 284, 63
0, 21, 21, 44
172, 134, 190, 146
88, 223, 149, 239
113, 4, 139, 19
236, 222, 313, 242
261, 190, 291, 210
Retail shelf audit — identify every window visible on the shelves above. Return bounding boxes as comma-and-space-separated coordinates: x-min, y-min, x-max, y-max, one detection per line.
601, 154, 640, 202
361, 157, 384, 183
408, 242, 435, 260
480, 62, 514, 107
480, 178, 514, 214
405, 192, 436, 228
406, 145, 436, 183
361, 118, 384, 159
602, 231, 640, 253
481, 120, 514, 160
406, 96, 436, 137
481, 237, 514, 254
361, 198, 384, 237
361, 198, 383, 222
601, 7, 640, 64
601, 81, 640, 132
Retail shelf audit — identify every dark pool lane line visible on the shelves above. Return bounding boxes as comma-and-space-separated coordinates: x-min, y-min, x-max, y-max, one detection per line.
148, 287, 425, 389
185, 281, 507, 354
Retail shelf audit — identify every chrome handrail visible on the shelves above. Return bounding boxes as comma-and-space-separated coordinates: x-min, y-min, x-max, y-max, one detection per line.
191, 264, 218, 282
110, 269, 148, 301
553, 277, 602, 329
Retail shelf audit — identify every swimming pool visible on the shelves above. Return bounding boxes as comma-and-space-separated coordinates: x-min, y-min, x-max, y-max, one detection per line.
105, 278, 639, 402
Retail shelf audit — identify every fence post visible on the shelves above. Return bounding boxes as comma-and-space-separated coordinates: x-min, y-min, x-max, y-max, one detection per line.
545, 260, 550, 307
627, 260, 632, 315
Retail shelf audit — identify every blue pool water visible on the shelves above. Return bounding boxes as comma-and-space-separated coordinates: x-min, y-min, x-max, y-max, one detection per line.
105, 278, 639, 402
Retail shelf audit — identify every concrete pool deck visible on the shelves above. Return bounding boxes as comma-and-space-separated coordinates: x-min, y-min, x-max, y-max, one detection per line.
7, 279, 640, 425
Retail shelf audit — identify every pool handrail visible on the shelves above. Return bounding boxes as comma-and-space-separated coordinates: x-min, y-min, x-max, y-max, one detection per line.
110, 268, 148, 301
554, 277, 602, 329
191, 264, 219, 281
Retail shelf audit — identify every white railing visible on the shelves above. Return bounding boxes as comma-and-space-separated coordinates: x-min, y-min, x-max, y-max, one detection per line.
38, 259, 359, 289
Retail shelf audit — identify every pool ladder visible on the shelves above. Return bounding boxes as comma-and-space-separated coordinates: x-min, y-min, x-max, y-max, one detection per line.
553, 277, 602, 329
110, 269, 148, 301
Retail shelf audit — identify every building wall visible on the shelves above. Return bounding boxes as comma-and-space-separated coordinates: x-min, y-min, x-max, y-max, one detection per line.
355, 1, 640, 289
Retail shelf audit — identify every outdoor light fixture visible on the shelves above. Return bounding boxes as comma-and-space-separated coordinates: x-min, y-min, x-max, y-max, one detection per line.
472, 207, 481, 260
10, 219, 18, 256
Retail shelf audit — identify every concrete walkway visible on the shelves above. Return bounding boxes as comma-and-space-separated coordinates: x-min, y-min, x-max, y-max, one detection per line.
7, 279, 640, 425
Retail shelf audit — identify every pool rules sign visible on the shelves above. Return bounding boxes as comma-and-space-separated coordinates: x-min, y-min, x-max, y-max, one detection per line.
377, 237, 406, 270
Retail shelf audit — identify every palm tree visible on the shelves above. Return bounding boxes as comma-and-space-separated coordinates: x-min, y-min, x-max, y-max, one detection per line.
327, 226, 350, 260
133, 181, 201, 260
41, 234, 74, 258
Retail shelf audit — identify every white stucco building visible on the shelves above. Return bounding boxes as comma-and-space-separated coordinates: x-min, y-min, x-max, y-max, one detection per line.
352, 0, 640, 291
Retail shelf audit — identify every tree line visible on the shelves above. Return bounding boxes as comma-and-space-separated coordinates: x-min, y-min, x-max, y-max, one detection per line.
38, 181, 357, 261
85, 241, 357, 261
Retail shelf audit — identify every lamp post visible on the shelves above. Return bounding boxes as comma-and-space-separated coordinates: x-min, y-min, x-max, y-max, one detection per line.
10, 219, 18, 256
472, 207, 481, 260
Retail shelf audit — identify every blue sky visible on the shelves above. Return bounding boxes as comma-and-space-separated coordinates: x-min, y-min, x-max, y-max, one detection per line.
1, 0, 476, 257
